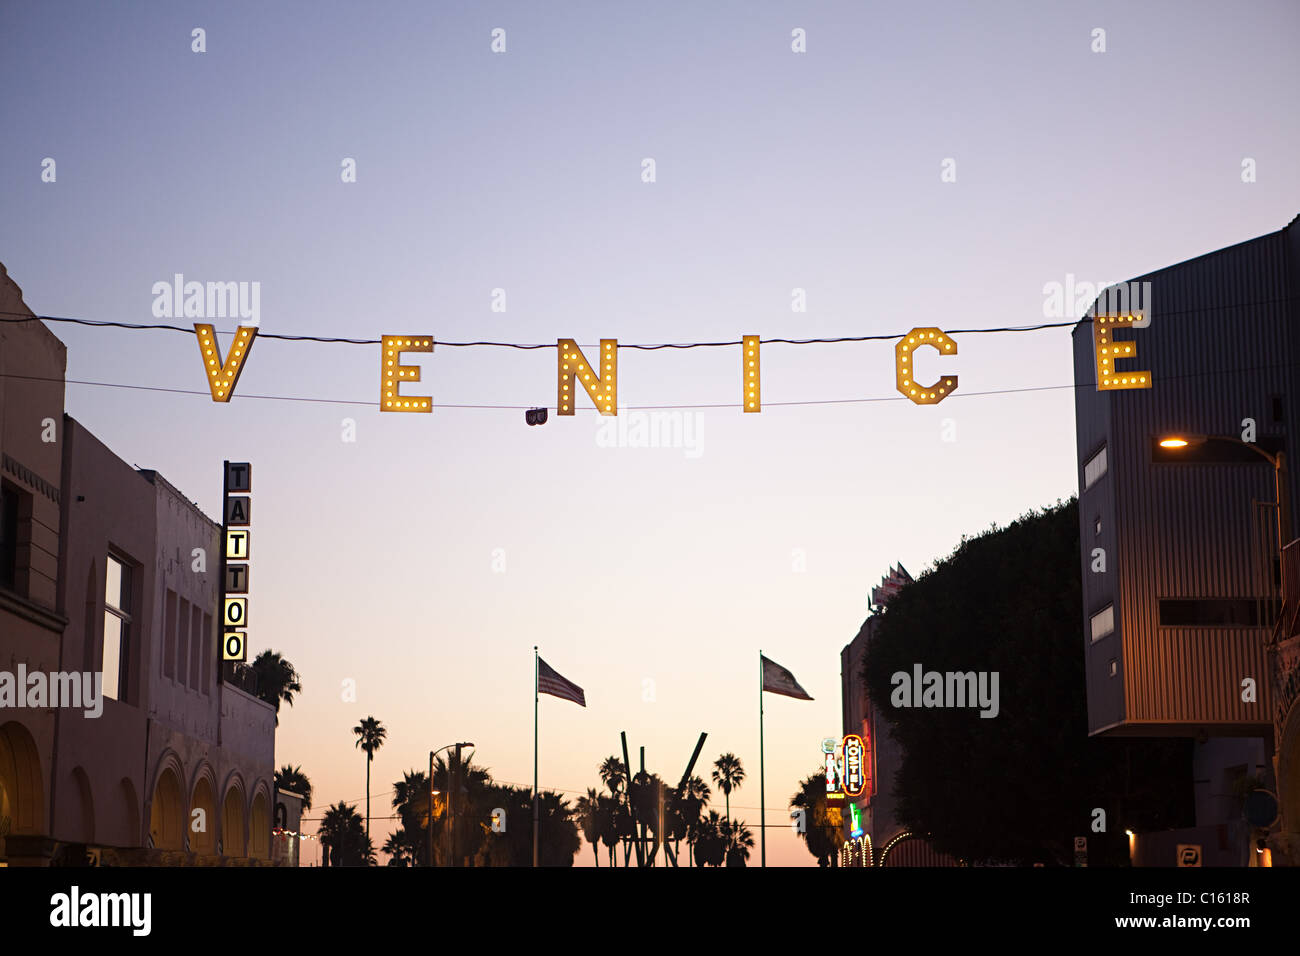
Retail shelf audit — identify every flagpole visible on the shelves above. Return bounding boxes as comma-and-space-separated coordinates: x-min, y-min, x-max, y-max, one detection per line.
533, 645, 540, 868
759, 649, 766, 867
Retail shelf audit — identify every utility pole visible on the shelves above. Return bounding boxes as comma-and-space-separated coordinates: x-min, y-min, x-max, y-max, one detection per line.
451, 742, 464, 867
427, 750, 433, 867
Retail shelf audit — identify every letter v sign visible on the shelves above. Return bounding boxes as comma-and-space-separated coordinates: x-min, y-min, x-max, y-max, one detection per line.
195, 324, 258, 402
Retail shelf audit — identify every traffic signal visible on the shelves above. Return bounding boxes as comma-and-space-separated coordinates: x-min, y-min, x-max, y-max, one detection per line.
525, 407, 548, 426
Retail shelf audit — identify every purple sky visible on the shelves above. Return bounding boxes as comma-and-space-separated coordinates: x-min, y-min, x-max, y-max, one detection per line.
2, 1, 1297, 865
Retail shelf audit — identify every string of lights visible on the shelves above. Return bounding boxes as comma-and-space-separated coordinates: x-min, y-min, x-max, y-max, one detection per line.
1, 292, 1296, 348
3, 295, 1297, 414
3, 355, 1300, 412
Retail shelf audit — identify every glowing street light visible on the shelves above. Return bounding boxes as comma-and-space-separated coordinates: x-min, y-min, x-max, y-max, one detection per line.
1158, 433, 1290, 552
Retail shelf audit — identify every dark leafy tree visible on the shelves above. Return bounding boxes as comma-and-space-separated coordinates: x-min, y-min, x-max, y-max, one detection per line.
429, 751, 493, 866
597, 794, 622, 866
318, 802, 376, 867
391, 770, 434, 866
861, 499, 1194, 866
723, 819, 754, 867
478, 786, 580, 866
692, 810, 726, 866
679, 775, 710, 866
575, 788, 602, 866
252, 651, 301, 725
789, 770, 841, 867
382, 828, 421, 866
274, 764, 312, 811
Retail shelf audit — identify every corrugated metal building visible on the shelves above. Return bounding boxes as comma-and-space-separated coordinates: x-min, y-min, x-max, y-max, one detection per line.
1072, 213, 1300, 864
1073, 214, 1300, 736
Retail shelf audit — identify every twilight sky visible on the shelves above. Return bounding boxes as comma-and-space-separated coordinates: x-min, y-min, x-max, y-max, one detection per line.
2, 1, 1297, 865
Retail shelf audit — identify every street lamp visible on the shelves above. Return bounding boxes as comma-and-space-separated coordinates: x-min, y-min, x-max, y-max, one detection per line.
1158, 434, 1290, 554
428, 741, 474, 867
1160, 431, 1292, 857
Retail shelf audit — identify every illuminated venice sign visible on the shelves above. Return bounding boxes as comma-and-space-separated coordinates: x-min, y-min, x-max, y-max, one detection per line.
190, 319, 1152, 411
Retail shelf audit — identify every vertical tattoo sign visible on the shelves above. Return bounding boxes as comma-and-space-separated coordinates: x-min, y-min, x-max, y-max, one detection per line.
221, 461, 252, 662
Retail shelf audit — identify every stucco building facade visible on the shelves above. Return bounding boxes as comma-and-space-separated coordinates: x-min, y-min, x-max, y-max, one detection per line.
0, 263, 277, 866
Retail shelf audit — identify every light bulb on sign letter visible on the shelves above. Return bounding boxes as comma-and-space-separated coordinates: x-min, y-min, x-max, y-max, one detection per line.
742, 335, 761, 412
895, 328, 957, 406
557, 338, 617, 415
1092, 314, 1151, 391
380, 336, 433, 412
195, 324, 258, 403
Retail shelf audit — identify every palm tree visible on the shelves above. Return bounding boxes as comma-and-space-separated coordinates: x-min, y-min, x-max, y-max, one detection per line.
251, 650, 302, 725
598, 756, 627, 797
352, 716, 387, 838
391, 770, 435, 866
478, 785, 580, 866
679, 774, 710, 866
274, 764, 313, 811
789, 770, 841, 867
723, 819, 755, 867
430, 750, 493, 866
318, 801, 376, 866
574, 788, 601, 866
711, 753, 745, 827
597, 794, 622, 867
692, 810, 726, 866
382, 829, 420, 866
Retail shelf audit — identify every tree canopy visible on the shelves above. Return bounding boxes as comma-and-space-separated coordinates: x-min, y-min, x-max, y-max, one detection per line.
861, 498, 1193, 865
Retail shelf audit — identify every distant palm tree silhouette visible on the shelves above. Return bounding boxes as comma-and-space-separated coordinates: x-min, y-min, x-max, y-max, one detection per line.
252, 650, 301, 725
711, 752, 745, 827
352, 716, 387, 838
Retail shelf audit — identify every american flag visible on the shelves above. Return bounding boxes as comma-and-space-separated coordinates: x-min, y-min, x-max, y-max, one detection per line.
538, 657, 586, 707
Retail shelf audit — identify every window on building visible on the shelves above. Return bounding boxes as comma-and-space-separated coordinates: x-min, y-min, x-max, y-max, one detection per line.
1090, 604, 1114, 642
103, 554, 132, 702
1084, 446, 1107, 490
164, 589, 177, 679
1108, 659, 1117, 677
200, 611, 212, 693
177, 598, 191, 691
190, 602, 202, 689
0, 483, 19, 591
1094, 515, 1102, 536
1158, 598, 1278, 628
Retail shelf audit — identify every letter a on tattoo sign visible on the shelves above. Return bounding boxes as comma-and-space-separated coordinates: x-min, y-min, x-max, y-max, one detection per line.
557, 338, 617, 415
195, 324, 257, 402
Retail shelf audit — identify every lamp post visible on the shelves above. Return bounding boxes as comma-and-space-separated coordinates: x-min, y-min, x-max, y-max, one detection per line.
1160, 432, 1292, 855
1159, 435, 1290, 555
427, 741, 474, 867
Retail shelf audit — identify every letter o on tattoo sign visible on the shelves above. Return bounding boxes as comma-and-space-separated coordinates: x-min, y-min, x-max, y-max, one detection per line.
224, 597, 248, 628
223, 631, 246, 662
